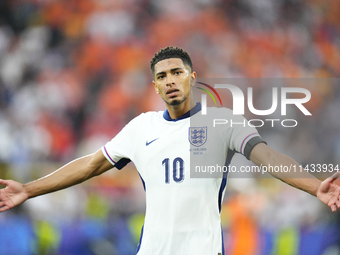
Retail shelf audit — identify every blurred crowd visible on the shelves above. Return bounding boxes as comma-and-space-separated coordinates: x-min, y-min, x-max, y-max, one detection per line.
0, 0, 340, 254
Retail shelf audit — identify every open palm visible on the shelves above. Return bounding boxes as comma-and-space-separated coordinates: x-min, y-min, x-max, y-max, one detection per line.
317, 172, 340, 212
0, 179, 28, 212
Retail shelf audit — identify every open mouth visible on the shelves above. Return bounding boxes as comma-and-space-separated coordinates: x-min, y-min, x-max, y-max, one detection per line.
166, 89, 179, 98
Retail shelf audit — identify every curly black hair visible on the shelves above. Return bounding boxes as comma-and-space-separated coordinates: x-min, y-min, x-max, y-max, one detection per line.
150, 46, 193, 76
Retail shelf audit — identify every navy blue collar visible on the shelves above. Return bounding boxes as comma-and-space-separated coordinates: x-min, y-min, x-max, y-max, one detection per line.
163, 103, 201, 122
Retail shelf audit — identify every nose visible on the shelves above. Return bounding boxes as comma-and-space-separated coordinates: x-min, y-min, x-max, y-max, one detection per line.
166, 74, 175, 86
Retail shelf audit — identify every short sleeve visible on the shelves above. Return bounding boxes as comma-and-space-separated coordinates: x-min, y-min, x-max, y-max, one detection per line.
101, 114, 142, 169
226, 114, 266, 159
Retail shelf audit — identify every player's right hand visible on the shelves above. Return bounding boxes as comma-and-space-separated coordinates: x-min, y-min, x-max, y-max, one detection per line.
0, 179, 28, 212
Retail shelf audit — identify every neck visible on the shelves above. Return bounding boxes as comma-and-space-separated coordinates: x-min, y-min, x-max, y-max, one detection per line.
166, 93, 196, 119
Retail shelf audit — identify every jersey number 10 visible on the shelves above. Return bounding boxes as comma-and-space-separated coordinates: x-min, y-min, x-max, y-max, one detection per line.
162, 157, 184, 183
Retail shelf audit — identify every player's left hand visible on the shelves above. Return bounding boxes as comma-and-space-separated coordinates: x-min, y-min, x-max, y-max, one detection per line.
317, 172, 340, 212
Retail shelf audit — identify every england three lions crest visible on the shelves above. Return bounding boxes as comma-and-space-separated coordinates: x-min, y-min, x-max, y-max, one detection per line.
189, 127, 207, 147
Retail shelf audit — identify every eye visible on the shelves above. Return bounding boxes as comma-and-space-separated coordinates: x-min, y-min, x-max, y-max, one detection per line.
174, 71, 182, 75
157, 75, 164, 80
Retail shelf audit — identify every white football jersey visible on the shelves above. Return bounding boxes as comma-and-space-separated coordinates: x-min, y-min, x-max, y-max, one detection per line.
102, 103, 264, 255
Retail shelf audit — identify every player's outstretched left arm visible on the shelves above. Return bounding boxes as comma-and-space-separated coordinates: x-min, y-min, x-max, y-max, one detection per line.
250, 143, 340, 212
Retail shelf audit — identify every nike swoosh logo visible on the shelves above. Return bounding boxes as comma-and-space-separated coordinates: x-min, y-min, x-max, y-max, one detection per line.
146, 138, 159, 146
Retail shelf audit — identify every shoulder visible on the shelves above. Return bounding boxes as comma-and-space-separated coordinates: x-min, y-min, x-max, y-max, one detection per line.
127, 110, 164, 125
207, 106, 234, 115
136, 111, 164, 121
142, 110, 163, 118
202, 106, 243, 121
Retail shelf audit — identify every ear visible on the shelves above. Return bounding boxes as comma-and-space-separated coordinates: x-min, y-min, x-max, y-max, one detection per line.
152, 81, 159, 94
190, 72, 197, 87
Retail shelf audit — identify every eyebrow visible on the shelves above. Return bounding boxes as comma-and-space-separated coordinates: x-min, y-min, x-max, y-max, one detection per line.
155, 67, 184, 77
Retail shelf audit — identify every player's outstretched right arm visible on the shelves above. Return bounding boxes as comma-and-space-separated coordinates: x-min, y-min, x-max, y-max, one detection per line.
0, 149, 113, 212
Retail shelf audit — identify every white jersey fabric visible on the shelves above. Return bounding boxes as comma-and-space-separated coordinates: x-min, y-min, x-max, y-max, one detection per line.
102, 103, 263, 255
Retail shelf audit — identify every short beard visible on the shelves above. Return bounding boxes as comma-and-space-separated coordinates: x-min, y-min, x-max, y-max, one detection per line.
164, 95, 188, 106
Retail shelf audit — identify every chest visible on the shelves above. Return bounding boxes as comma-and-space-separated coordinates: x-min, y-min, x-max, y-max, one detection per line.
133, 120, 227, 187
